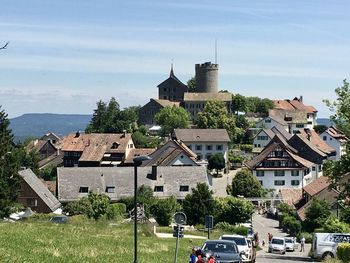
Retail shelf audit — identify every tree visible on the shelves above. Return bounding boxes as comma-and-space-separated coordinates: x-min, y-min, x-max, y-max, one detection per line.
183, 183, 216, 225
228, 169, 265, 197
322, 216, 349, 233
0, 106, 21, 218
304, 198, 331, 232
197, 100, 241, 141
208, 153, 225, 175
155, 106, 191, 136
150, 196, 181, 226
215, 197, 254, 225
245, 96, 274, 115
86, 191, 111, 220
187, 77, 196, 92
282, 215, 301, 236
132, 130, 161, 148
231, 94, 247, 114
314, 125, 328, 134
86, 100, 107, 133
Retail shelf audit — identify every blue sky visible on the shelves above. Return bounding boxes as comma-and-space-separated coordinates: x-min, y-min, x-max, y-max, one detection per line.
1, 0, 349, 118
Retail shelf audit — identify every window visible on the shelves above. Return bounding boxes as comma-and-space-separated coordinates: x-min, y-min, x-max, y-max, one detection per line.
296, 124, 304, 128
291, 180, 300, 186
105, 186, 115, 193
323, 136, 327, 141
257, 136, 269, 140
265, 118, 271, 123
259, 181, 263, 186
187, 144, 192, 150
27, 198, 38, 207
154, 186, 164, 192
196, 154, 202, 160
274, 171, 285, 177
195, 145, 202, 151
312, 166, 316, 171
274, 180, 285, 186
206, 145, 213, 151
319, 165, 322, 171
216, 145, 223, 151
256, 170, 264, 177
79, 187, 89, 193
163, 96, 167, 99
330, 138, 333, 141
206, 154, 212, 160
291, 170, 299, 176
180, 185, 189, 192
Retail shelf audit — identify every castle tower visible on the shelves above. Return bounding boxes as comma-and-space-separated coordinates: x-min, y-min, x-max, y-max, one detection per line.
195, 62, 218, 93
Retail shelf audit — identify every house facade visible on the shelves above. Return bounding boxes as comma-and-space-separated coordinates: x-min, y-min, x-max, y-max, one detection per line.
320, 126, 348, 161
256, 116, 288, 131
173, 129, 230, 167
157, 66, 188, 101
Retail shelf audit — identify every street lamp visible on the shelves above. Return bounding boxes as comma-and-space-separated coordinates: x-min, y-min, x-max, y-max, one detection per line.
133, 155, 152, 263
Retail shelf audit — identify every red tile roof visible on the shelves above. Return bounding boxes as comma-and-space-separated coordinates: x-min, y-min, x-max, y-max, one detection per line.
273, 98, 317, 113
280, 188, 302, 206
303, 176, 330, 197
298, 129, 335, 155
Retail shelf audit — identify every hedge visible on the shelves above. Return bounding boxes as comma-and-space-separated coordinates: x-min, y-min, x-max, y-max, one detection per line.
337, 243, 350, 262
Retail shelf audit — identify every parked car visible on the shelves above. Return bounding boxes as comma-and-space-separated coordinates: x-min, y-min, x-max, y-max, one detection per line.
49, 215, 68, 224
220, 235, 252, 263
312, 233, 350, 260
285, 237, 298, 251
201, 239, 242, 263
268, 237, 286, 254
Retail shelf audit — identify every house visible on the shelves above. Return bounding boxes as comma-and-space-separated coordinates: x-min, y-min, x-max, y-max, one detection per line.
18, 169, 61, 213
246, 135, 314, 190
273, 97, 318, 129
295, 176, 338, 220
141, 139, 199, 167
157, 65, 188, 101
172, 129, 230, 167
61, 131, 134, 167
269, 108, 309, 134
27, 139, 58, 160
256, 116, 288, 131
183, 92, 232, 120
138, 99, 180, 127
320, 126, 348, 160
288, 129, 336, 180
253, 125, 292, 151
57, 166, 209, 202
122, 148, 156, 166
41, 132, 61, 144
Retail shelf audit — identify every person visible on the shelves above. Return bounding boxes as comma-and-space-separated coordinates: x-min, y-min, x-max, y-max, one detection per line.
300, 236, 305, 252
189, 247, 198, 263
262, 239, 265, 246
268, 233, 273, 242
196, 248, 205, 263
208, 255, 215, 263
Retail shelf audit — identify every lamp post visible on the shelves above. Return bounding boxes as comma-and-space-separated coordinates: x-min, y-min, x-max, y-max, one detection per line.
133, 155, 152, 263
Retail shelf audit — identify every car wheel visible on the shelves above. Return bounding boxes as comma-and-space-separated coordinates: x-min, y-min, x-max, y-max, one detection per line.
268, 248, 271, 253
322, 252, 334, 260
282, 251, 286, 255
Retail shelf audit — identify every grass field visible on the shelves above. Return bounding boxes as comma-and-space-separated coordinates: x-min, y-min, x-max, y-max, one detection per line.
0, 219, 206, 262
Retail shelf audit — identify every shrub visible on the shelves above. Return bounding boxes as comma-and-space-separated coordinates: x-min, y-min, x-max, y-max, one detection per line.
228, 153, 244, 164
215, 222, 248, 236
150, 197, 181, 226
27, 213, 56, 221
322, 216, 350, 233
282, 215, 301, 236
277, 203, 295, 217
106, 203, 127, 220
64, 198, 92, 216
296, 232, 313, 243
240, 144, 253, 152
215, 197, 254, 225
337, 243, 350, 262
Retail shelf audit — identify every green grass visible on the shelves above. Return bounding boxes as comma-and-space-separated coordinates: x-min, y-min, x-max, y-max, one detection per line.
0, 220, 204, 262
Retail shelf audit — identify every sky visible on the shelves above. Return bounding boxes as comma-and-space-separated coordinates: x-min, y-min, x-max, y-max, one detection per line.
1, 0, 350, 118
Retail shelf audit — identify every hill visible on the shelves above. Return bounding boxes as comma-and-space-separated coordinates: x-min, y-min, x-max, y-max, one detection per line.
10, 113, 92, 141
317, 118, 333, 127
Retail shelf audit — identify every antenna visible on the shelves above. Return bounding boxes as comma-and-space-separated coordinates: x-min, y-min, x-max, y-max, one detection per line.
215, 39, 217, 64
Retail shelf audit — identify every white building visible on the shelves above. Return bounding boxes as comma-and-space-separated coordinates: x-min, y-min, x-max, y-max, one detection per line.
253, 126, 292, 151
256, 116, 288, 131
320, 126, 348, 161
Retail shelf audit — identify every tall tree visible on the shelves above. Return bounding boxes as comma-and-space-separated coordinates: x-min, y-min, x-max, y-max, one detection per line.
228, 169, 265, 197
304, 198, 331, 232
86, 100, 107, 133
208, 153, 225, 175
183, 183, 216, 225
231, 94, 247, 114
155, 106, 191, 136
0, 106, 21, 218
187, 77, 196, 92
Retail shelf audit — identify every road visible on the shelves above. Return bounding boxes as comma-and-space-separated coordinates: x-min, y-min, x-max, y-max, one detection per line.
253, 213, 314, 263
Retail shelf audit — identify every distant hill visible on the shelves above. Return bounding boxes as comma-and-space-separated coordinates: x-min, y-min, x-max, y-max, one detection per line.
10, 113, 92, 141
317, 118, 333, 127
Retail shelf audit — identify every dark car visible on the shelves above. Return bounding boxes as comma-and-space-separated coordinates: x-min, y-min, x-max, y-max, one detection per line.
49, 216, 68, 224
201, 239, 242, 263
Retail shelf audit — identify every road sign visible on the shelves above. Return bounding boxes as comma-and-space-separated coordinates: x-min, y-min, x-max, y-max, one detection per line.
173, 212, 187, 225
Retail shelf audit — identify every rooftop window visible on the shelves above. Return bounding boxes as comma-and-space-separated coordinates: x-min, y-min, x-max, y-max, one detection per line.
79, 187, 89, 193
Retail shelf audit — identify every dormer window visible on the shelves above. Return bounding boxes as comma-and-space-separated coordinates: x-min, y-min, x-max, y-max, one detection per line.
111, 142, 119, 149
106, 186, 115, 193
79, 187, 89, 193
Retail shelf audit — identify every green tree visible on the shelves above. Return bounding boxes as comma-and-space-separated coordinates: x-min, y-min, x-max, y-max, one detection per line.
323, 215, 349, 233
183, 183, 216, 225
197, 100, 241, 141
245, 96, 274, 115
132, 131, 161, 148
208, 153, 225, 175
150, 196, 181, 226
231, 94, 247, 114
187, 77, 196, 92
314, 125, 328, 134
304, 198, 331, 232
86, 192, 111, 220
228, 169, 265, 197
86, 100, 107, 133
0, 106, 21, 218
215, 197, 254, 225
282, 215, 301, 236
155, 106, 191, 136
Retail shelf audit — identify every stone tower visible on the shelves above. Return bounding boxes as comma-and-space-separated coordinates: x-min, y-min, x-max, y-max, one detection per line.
195, 62, 218, 93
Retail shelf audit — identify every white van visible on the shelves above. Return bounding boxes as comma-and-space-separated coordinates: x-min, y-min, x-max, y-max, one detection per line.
312, 233, 350, 260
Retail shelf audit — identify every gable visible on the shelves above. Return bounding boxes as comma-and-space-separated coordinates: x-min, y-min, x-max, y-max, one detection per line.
169, 153, 198, 166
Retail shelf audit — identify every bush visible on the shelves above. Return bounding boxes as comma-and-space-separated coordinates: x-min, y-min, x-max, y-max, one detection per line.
322, 216, 350, 233
106, 203, 127, 220
337, 243, 350, 262
27, 213, 56, 221
240, 144, 253, 152
215, 222, 248, 236
296, 232, 313, 243
150, 197, 181, 226
215, 197, 254, 225
228, 153, 244, 164
282, 215, 301, 236
64, 198, 92, 216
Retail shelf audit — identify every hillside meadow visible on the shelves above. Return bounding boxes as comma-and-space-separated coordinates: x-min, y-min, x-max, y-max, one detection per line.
0, 219, 206, 262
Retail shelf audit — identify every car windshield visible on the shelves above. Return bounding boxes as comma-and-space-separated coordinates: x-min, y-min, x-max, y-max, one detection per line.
272, 239, 284, 245
203, 242, 237, 253
285, 239, 293, 243
222, 236, 247, 246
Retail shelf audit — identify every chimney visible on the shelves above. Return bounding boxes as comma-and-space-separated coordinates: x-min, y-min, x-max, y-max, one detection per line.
299, 96, 303, 102
151, 165, 157, 180
122, 130, 126, 138
34, 139, 38, 146
75, 131, 80, 138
